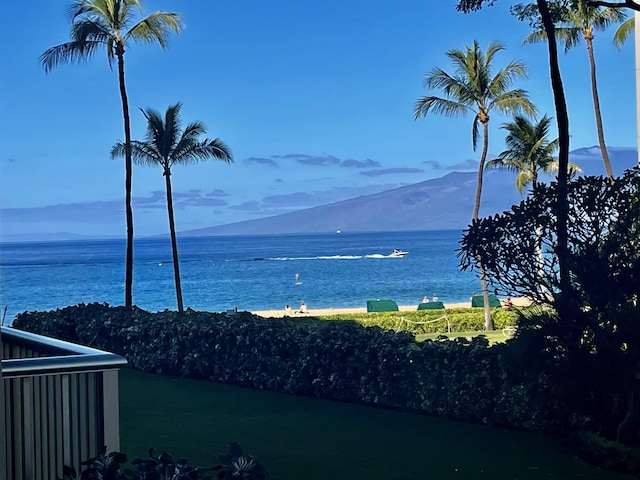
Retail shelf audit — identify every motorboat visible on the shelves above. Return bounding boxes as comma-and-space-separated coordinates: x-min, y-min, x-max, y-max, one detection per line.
389, 249, 408, 258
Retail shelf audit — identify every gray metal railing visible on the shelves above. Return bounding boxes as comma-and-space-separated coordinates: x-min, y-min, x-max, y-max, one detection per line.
1, 326, 127, 480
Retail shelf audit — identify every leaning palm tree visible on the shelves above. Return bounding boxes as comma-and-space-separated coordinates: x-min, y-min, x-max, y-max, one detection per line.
112, 103, 233, 313
41, 0, 183, 308
523, 0, 626, 178
414, 40, 536, 331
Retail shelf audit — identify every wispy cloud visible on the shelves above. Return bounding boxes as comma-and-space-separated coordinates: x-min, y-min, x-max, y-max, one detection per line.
341, 158, 381, 168
446, 159, 478, 170
360, 167, 423, 177
272, 153, 341, 166
244, 156, 279, 167
206, 189, 229, 197
249, 153, 380, 168
422, 160, 443, 169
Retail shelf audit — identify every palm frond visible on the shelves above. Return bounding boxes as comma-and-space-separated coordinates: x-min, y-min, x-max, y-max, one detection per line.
40, 40, 103, 72
515, 170, 535, 193
129, 141, 164, 167
591, 6, 627, 30
116, 0, 144, 29
486, 157, 525, 174
472, 116, 480, 151
126, 12, 183, 47
614, 16, 634, 50
483, 41, 506, 66
66, 0, 95, 20
490, 89, 536, 118
171, 138, 233, 167
522, 30, 548, 45
110, 141, 126, 160
554, 27, 582, 52
487, 60, 529, 98
413, 96, 470, 120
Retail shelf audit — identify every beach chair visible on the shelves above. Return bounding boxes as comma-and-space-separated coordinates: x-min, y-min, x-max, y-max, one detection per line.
471, 294, 502, 308
366, 299, 399, 312
417, 301, 445, 310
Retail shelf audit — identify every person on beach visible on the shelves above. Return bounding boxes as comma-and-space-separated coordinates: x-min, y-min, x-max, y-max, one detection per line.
432, 294, 438, 302
503, 297, 513, 308
422, 296, 429, 303
297, 300, 307, 314
284, 304, 292, 316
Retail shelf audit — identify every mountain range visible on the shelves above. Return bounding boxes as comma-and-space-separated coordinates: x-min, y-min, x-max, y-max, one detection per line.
182, 146, 639, 236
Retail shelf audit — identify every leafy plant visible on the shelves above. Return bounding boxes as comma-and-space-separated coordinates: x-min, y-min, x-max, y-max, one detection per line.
127, 447, 213, 479
214, 442, 268, 480
60, 444, 266, 480
59, 448, 127, 480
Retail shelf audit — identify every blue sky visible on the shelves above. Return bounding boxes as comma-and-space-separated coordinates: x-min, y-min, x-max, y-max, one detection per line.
0, 0, 636, 238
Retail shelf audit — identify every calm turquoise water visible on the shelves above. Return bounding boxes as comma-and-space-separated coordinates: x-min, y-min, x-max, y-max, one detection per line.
0, 230, 482, 323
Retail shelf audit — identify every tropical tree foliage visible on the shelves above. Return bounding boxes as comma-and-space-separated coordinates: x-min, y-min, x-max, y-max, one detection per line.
522, 0, 626, 178
414, 40, 536, 330
487, 114, 581, 192
459, 167, 640, 444
41, 0, 183, 308
112, 103, 232, 313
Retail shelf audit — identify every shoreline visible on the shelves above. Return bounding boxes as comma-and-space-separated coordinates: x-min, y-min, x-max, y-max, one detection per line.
252, 297, 531, 318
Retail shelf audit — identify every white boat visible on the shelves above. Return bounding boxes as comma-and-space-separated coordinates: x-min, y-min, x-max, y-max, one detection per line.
389, 249, 408, 258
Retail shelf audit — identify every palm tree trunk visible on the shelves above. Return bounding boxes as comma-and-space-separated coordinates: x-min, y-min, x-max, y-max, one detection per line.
532, 174, 548, 299
586, 36, 614, 178
117, 51, 134, 309
164, 169, 184, 313
538, 0, 573, 314
474, 121, 493, 331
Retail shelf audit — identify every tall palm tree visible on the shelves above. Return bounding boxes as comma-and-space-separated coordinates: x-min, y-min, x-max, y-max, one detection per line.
414, 40, 536, 330
112, 103, 233, 313
523, 0, 626, 178
41, 0, 183, 308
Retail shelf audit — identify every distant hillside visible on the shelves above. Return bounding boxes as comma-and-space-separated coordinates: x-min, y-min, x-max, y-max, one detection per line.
183, 146, 638, 237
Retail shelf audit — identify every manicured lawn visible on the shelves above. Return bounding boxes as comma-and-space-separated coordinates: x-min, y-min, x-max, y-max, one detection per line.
119, 368, 632, 480
415, 330, 513, 344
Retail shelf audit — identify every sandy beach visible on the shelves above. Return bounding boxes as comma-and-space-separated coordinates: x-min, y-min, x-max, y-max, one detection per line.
252, 297, 531, 318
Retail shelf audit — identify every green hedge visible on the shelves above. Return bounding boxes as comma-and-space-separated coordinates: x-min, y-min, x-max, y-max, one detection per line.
8, 303, 604, 434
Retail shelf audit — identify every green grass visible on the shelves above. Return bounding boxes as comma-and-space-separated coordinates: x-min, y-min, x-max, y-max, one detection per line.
119, 368, 633, 480
415, 330, 514, 344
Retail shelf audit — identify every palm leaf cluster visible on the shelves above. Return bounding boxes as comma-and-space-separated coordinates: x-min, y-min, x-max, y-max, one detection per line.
414, 40, 535, 150
112, 103, 232, 173
41, 0, 182, 71
487, 115, 566, 193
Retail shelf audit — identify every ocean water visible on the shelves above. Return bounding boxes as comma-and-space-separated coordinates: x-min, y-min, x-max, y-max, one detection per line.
0, 230, 482, 323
